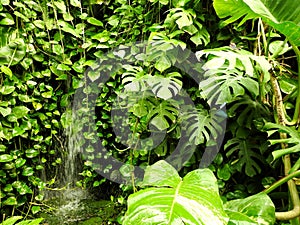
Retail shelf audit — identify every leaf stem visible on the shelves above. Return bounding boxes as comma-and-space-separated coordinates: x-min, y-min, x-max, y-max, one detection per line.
263, 170, 300, 194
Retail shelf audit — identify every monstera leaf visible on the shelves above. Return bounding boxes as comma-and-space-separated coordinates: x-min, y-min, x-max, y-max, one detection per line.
213, 0, 300, 46
225, 192, 276, 225
147, 99, 179, 131
263, 122, 300, 160
198, 68, 259, 105
196, 47, 271, 78
123, 160, 229, 225
146, 72, 182, 100
181, 107, 225, 145
225, 135, 266, 177
122, 65, 151, 92
228, 95, 271, 128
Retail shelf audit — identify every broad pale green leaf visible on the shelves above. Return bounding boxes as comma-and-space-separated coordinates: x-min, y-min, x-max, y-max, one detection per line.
226, 211, 257, 224
150, 0, 169, 5
190, 28, 210, 46
0, 106, 11, 117
142, 160, 181, 187
2, 196, 17, 205
150, 116, 169, 131
70, 0, 81, 7
225, 192, 276, 225
1, 216, 23, 225
269, 40, 292, 55
154, 55, 172, 72
16, 218, 44, 225
197, 47, 271, 77
0, 85, 15, 95
87, 17, 103, 26
0, 12, 14, 25
147, 100, 179, 131
31, 206, 41, 215
122, 65, 149, 92
1, 0, 10, 5
1, 65, 12, 78
124, 160, 229, 225
213, 0, 300, 46
199, 70, 256, 104
172, 0, 191, 7
57, 20, 80, 37
12, 106, 29, 119
0, 154, 13, 162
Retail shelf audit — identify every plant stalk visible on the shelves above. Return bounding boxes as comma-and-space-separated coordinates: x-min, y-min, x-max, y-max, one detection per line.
270, 74, 300, 221
263, 170, 300, 194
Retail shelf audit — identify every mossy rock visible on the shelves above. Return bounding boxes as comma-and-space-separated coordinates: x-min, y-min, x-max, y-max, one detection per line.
78, 217, 103, 225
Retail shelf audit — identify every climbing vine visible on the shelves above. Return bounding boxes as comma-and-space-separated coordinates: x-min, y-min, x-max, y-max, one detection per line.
0, 0, 300, 224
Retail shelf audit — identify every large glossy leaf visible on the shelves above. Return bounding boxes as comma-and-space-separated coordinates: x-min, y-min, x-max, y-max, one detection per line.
263, 122, 300, 160
225, 192, 276, 225
213, 0, 300, 46
123, 160, 229, 225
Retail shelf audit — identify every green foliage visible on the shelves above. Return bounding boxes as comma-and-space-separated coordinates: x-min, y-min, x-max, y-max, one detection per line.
0, 216, 43, 225
213, 0, 300, 46
225, 192, 276, 225
123, 160, 229, 224
263, 122, 300, 161
0, 0, 299, 224
123, 160, 276, 224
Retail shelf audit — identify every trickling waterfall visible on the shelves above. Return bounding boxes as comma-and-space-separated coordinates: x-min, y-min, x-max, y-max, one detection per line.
40, 108, 91, 224
62, 109, 83, 189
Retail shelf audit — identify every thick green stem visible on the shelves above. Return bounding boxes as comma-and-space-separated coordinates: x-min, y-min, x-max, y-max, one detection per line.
270, 74, 300, 221
275, 155, 300, 221
263, 170, 300, 194
277, 42, 300, 126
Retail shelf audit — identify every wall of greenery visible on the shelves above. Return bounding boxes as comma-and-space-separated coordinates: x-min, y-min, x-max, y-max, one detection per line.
0, 0, 300, 224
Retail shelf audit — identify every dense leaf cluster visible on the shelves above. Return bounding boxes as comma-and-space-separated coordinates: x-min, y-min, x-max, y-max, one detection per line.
0, 0, 300, 224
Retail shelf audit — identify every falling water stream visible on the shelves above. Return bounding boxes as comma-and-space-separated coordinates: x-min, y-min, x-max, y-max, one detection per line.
41, 109, 92, 224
